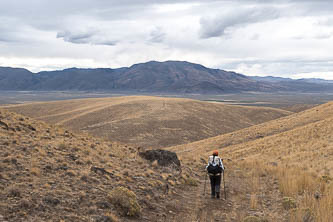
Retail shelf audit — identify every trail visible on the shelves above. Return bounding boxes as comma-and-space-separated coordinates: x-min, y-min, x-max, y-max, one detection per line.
159, 164, 289, 222
164, 171, 233, 222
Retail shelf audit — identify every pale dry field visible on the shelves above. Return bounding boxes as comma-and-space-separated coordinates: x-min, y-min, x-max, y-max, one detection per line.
4, 96, 291, 148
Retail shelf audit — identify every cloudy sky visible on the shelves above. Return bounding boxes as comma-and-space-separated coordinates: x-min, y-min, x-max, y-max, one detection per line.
1, 0, 333, 79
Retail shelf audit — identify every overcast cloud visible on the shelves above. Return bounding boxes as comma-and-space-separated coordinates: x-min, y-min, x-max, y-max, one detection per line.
0, 0, 333, 79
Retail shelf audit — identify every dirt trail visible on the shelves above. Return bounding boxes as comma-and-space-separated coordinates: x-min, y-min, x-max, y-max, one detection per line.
161, 164, 289, 222
165, 174, 232, 222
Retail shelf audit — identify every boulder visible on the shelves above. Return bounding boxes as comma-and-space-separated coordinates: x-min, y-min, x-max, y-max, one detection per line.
139, 149, 181, 168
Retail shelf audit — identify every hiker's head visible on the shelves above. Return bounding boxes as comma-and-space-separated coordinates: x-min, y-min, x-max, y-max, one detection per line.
213, 150, 218, 156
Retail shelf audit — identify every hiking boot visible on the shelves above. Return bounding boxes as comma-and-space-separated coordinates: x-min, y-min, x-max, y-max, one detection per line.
211, 194, 215, 199
216, 192, 220, 199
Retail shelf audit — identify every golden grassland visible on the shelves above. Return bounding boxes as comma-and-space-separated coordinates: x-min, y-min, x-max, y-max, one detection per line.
173, 101, 333, 221
0, 108, 197, 221
2, 97, 333, 221
4, 96, 291, 148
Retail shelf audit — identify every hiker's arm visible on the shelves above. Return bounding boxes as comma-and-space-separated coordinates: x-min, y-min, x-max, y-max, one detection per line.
220, 158, 225, 171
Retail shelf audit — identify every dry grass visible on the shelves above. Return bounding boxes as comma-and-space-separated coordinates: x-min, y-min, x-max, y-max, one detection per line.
0, 108, 186, 221
3, 96, 333, 221
250, 193, 258, 210
172, 102, 333, 221
169, 102, 333, 159
183, 176, 198, 187
240, 160, 333, 222
5, 96, 291, 148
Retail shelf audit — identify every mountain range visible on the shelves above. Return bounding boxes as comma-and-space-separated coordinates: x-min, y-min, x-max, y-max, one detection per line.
0, 61, 332, 93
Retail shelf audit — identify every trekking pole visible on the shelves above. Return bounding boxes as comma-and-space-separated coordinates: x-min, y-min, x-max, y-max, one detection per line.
222, 170, 227, 200
203, 172, 207, 196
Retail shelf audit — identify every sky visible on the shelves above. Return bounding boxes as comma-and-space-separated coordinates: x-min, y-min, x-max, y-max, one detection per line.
1, 0, 333, 79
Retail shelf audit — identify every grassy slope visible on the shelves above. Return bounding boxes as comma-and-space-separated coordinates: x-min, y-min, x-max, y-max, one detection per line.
0, 109, 195, 222
170, 102, 332, 161
4, 96, 291, 148
2, 99, 332, 221
170, 101, 333, 221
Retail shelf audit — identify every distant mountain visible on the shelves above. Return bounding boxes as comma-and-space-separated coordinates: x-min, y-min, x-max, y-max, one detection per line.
298, 78, 333, 84
250, 75, 333, 92
0, 67, 36, 90
250, 76, 294, 82
251, 76, 333, 84
0, 61, 332, 93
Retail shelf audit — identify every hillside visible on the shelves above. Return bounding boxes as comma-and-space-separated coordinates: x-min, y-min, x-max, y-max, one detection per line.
0, 107, 292, 222
1, 61, 333, 93
2, 99, 333, 221
4, 96, 292, 148
170, 101, 333, 221
169, 102, 332, 157
0, 108, 203, 222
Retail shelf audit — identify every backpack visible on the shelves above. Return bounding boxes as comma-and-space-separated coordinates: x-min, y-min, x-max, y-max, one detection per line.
207, 156, 222, 175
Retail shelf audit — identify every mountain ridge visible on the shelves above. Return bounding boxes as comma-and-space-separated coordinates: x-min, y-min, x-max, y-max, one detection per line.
0, 61, 332, 93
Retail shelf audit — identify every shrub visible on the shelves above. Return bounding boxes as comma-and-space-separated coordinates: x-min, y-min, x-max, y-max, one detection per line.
282, 197, 297, 210
58, 143, 67, 150
108, 187, 141, 217
184, 177, 198, 186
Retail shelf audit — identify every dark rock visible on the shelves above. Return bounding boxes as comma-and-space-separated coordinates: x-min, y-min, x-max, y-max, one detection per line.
27, 124, 36, 131
3, 141, 9, 146
314, 191, 321, 199
0, 121, 9, 130
96, 201, 111, 209
66, 171, 75, 177
8, 188, 21, 198
11, 158, 17, 165
80, 175, 89, 182
90, 166, 114, 178
139, 149, 181, 167
43, 196, 60, 206
68, 154, 79, 161
19, 199, 34, 209
58, 165, 68, 171
95, 216, 114, 222
75, 160, 84, 165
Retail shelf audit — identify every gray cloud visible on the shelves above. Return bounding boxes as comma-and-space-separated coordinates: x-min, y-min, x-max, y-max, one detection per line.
56, 30, 118, 46
57, 31, 95, 44
149, 27, 166, 43
0, 0, 333, 79
199, 6, 280, 38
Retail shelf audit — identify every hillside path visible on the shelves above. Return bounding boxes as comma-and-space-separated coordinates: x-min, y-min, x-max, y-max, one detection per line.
158, 165, 288, 222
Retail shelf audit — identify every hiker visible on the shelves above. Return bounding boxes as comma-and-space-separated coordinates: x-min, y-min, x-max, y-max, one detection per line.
206, 150, 224, 199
